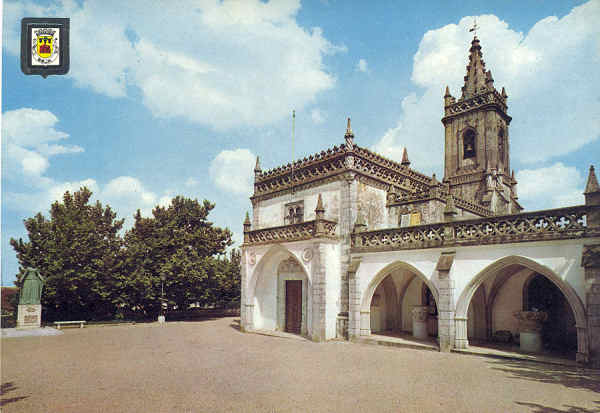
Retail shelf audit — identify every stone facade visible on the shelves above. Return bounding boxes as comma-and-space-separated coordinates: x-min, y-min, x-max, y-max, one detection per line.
240, 36, 600, 366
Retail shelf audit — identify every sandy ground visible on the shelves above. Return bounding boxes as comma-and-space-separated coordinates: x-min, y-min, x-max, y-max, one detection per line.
2, 317, 599, 413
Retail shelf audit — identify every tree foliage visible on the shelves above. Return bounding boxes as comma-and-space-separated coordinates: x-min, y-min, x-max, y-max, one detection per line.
11, 189, 240, 321
122, 196, 233, 316
10, 188, 125, 321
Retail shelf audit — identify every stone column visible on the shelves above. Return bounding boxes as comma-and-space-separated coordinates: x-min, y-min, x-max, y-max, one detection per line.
239, 245, 251, 332
311, 241, 327, 342
582, 244, 600, 366
347, 258, 362, 339
337, 173, 358, 339
360, 310, 371, 336
576, 324, 590, 364
454, 317, 468, 349
436, 252, 456, 352
583, 165, 600, 366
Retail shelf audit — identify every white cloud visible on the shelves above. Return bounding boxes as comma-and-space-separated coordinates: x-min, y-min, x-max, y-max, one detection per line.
2, 108, 84, 182
210, 149, 256, 196
185, 177, 200, 188
374, 3, 600, 171
356, 58, 369, 73
311, 108, 326, 124
1, 108, 165, 226
516, 163, 585, 210
5, 0, 342, 130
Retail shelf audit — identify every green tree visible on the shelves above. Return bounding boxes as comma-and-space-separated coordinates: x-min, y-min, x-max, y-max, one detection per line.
10, 187, 125, 321
213, 249, 241, 308
123, 196, 232, 315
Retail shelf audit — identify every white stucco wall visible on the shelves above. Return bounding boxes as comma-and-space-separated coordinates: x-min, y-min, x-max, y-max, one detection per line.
256, 181, 342, 229
357, 181, 388, 230
370, 283, 385, 333
450, 239, 587, 315
253, 264, 278, 331
401, 278, 422, 332
491, 269, 530, 335
246, 242, 314, 335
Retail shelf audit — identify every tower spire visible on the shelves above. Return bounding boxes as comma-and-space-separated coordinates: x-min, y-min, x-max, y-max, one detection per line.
585, 165, 600, 194
401, 147, 410, 167
344, 117, 354, 147
461, 28, 493, 99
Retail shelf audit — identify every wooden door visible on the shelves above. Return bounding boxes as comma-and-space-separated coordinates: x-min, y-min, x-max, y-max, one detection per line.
285, 280, 302, 334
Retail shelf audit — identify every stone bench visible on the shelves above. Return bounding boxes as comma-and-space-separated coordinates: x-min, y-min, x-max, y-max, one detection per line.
54, 320, 86, 329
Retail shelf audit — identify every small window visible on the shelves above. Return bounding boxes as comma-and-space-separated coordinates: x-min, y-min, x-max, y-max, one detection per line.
284, 201, 304, 225
463, 129, 476, 159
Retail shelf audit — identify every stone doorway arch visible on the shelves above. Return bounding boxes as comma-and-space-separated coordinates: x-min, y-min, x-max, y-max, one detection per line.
360, 261, 439, 340
455, 255, 587, 362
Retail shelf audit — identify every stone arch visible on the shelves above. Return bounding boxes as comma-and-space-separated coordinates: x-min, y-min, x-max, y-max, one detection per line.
246, 244, 310, 305
245, 244, 312, 334
462, 128, 477, 159
360, 261, 439, 339
455, 255, 587, 357
361, 261, 439, 312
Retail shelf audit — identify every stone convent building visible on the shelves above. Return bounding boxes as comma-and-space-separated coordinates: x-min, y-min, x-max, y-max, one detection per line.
240, 36, 600, 366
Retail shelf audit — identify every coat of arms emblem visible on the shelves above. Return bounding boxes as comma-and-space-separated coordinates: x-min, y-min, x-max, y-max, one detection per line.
21, 18, 69, 78
31, 27, 60, 66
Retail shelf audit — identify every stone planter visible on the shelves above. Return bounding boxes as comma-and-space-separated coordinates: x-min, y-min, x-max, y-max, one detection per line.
513, 311, 548, 353
412, 306, 429, 340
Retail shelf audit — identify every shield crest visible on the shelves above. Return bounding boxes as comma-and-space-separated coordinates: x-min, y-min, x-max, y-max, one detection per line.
37, 35, 54, 58
31, 27, 59, 66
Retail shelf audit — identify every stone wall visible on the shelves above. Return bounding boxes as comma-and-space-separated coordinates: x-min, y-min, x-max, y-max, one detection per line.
256, 181, 341, 229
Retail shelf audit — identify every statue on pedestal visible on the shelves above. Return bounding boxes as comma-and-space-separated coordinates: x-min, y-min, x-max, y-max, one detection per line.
17, 268, 45, 329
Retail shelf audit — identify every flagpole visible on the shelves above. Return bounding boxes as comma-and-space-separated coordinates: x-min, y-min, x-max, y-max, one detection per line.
291, 110, 295, 196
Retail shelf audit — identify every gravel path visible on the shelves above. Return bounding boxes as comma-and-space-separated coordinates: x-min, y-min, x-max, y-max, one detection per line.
2, 317, 599, 412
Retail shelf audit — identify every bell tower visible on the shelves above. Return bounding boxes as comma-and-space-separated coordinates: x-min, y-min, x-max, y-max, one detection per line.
441, 35, 521, 215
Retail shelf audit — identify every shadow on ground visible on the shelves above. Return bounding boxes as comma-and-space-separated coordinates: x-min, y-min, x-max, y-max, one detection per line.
229, 318, 241, 331
487, 358, 600, 393
1, 382, 28, 406
515, 401, 600, 412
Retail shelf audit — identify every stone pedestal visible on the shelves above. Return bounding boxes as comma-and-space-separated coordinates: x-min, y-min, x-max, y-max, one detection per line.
17, 304, 42, 329
336, 313, 349, 339
412, 306, 429, 340
514, 311, 547, 353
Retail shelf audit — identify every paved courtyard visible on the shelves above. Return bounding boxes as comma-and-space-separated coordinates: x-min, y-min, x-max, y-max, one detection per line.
2, 317, 599, 412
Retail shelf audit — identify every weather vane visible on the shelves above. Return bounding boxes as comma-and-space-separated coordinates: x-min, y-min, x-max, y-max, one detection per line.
469, 18, 479, 37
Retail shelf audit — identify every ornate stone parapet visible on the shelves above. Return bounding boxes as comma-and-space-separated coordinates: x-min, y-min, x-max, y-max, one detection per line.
352, 205, 595, 252
442, 90, 509, 121
244, 219, 337, 245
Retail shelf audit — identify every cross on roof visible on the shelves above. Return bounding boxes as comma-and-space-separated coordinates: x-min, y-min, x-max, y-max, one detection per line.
469, 18, 479, 37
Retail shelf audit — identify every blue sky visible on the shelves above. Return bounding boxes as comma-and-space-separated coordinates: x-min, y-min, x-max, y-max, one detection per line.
2, 0, 599, 286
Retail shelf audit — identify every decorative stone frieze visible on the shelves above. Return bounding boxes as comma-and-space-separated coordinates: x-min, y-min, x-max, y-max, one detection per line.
352, 205, 595, 252
244, 219, 337, 245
